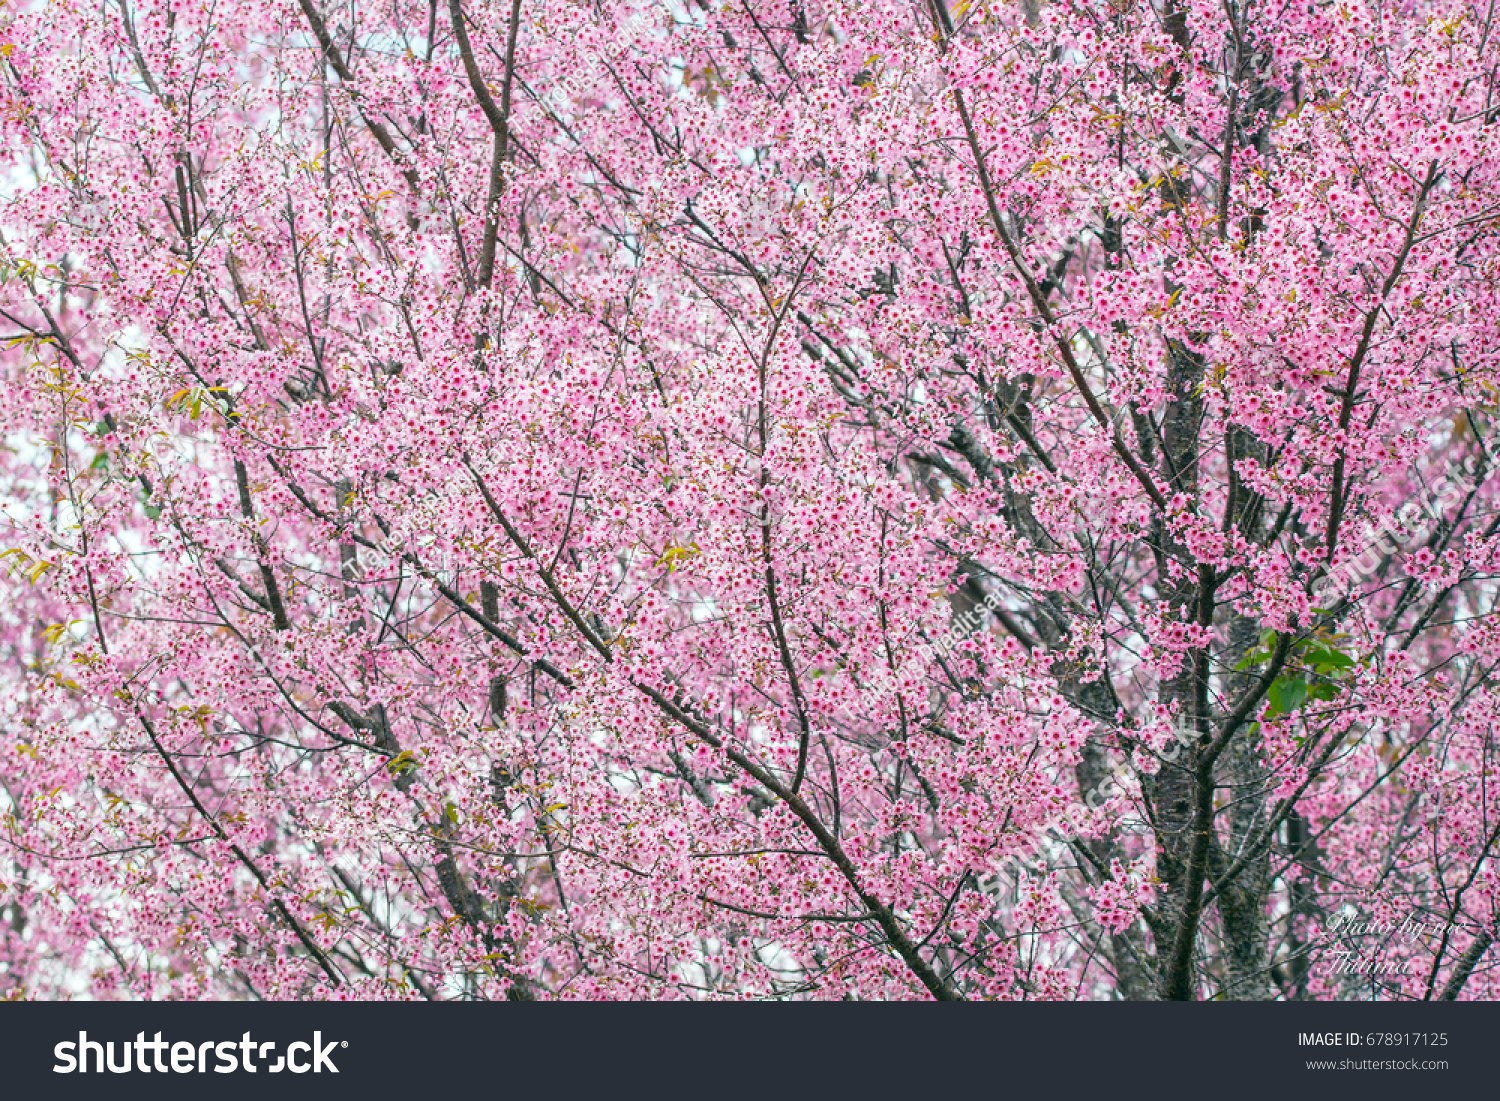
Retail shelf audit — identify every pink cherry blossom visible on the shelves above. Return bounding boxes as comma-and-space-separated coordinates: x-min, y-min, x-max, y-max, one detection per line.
0, 0, 1497, 1001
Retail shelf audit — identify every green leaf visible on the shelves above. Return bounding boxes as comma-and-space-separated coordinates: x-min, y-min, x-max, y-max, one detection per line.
1234, 648, 1271, 670
1267, 674, 1308, 717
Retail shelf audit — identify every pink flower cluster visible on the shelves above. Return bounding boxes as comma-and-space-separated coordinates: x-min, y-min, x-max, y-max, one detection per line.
0, 0, 1496, 1002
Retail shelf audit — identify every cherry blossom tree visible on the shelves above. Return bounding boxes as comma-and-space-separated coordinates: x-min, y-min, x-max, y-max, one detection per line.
0, 0, 1498, 1000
